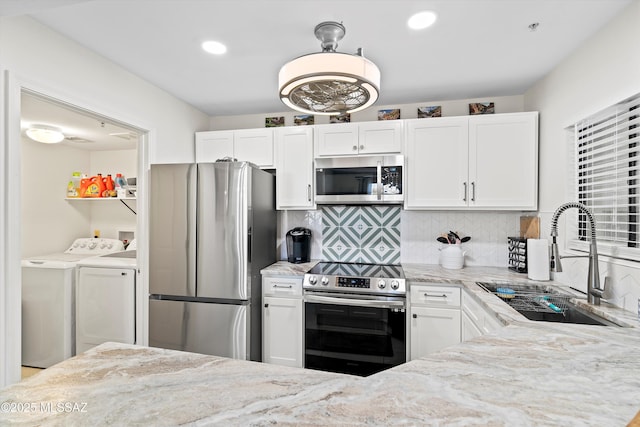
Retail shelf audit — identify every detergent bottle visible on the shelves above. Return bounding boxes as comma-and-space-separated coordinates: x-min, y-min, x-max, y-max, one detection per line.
114, 173, 127, 198
66, 172, 82, 198
103, 174, 115, 197
79, 174, 90, 198
84, 174, 106, 198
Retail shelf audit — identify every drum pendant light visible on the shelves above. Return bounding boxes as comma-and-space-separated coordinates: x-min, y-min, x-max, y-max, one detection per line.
278, 21, 380, 116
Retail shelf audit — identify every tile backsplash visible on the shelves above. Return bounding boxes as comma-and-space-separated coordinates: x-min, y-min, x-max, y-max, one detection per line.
321, 206, 401, 264
278, 208, 522, 267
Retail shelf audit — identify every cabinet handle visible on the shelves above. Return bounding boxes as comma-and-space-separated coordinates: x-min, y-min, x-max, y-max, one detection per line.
359, 145, 364, 150
424, 293, 447, 298
121, 272, 127, 276
272, 284, 293, 289
307, 184, 311, 202
264, 303, 269, 308
463, 182, 467, 202
471, 181, 476, 202
352, 145, 358, 151
412, 314, 417, 318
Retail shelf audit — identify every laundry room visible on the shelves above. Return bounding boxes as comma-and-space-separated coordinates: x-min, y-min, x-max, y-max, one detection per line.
20, 91, 140, 374
20, 91, 139, 256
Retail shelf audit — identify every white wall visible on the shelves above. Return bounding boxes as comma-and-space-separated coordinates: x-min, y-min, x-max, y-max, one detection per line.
524, 0, 640, 312
1, 15, 210, 386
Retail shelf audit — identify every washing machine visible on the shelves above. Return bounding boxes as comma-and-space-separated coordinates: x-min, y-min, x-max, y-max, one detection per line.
21, 238, 125, 368
75, 240, 137, 354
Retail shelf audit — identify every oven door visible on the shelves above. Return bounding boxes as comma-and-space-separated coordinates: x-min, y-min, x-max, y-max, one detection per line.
304, 292, 406, 377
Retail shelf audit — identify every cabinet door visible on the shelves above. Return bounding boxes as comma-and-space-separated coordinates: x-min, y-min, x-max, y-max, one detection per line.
358, 121, 403, 154
469, 112, 538, 209
410, 306, 461, 360
462, 311, 482, 341
234, 128, 274, 168
275, 127, 315, 209
404, 118, 469, 209
314, 123, 359, 156
263, 296, 303, 368
195, 131, 234, 162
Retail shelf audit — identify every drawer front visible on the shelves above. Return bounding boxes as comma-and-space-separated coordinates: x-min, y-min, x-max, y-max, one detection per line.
262, 276, 303, 297
411, 285, 461, 307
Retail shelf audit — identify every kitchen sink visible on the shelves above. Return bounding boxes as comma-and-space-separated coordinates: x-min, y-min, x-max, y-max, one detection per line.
476, 282, 618, 327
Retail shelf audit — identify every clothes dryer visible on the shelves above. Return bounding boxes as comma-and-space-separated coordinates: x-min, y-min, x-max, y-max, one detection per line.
21, 238, 124, 368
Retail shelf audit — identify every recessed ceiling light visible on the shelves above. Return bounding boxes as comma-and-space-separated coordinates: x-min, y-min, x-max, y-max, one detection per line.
408, 11, 437, 30
202, 40, 227, 55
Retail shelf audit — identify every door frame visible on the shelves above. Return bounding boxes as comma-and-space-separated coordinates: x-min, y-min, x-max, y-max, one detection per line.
1, 69, 152, 387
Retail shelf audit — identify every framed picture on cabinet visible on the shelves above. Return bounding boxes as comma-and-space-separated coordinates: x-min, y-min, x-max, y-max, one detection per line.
330, 112, 350, 123
265, 116, 285, 127
469, 102, 495, 115
418, 106, 442, 118
294, 114, 314, 126
378, 108, 400, 120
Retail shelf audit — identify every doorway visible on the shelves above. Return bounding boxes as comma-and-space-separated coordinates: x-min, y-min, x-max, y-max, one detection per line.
10, 87, 148, 383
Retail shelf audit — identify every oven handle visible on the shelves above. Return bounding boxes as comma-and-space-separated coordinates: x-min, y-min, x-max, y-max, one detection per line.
304, 294, 406, 309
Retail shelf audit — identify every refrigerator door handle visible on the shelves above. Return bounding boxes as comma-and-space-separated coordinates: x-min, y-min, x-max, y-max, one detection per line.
247, 226, 252, 263
188, 164, 197, 296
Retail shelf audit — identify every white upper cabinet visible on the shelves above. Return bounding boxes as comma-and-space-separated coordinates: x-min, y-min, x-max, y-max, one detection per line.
468, 112, 538, 209
405, 117, 469, 208
315, 121, 403, 157
275, 126, 315, 210
195, 130, 234, 162
233, 129, 274, 168
195, 128, 274, 168
404, 112, 538, 210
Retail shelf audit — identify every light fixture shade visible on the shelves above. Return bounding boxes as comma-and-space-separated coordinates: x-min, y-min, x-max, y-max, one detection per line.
26, 125, 65, 144
278, 22, 381, 115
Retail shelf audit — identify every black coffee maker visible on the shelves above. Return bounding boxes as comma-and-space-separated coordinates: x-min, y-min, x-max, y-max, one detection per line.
286, 227, 312, 263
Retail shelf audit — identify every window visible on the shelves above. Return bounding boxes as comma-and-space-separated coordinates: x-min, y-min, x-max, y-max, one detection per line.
573, 93, 640, 259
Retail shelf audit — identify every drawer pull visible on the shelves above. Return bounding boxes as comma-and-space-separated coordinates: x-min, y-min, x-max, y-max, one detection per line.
272, 284, 293, 289
424, 293, 447, 298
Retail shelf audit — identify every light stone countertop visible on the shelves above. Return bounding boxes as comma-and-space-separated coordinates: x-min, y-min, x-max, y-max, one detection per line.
2, 263, 640, 426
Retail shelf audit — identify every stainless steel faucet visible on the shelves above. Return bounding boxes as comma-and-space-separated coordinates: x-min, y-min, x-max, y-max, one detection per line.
550, 202, 604, 305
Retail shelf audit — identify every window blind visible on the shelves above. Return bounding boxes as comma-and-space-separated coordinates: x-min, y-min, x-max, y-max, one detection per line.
575, 93, 640, 248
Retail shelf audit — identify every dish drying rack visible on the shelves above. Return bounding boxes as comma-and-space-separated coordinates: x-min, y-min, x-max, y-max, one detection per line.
476, 282, 571, 315
497, 289, 570, 314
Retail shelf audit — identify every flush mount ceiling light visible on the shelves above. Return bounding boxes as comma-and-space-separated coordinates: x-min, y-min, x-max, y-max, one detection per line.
25, 125, 65, 144
407, 11, 437, 30
202, 40, 227, 55
278, 21, 380, 116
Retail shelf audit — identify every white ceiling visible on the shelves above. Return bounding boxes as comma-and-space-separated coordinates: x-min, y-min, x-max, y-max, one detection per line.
4, 0, 633, 147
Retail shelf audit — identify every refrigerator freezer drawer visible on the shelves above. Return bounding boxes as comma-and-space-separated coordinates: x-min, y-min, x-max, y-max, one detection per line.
149, 299, 249, 360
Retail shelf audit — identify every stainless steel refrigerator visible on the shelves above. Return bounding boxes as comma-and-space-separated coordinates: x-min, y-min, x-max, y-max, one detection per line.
148, 161, 275, 361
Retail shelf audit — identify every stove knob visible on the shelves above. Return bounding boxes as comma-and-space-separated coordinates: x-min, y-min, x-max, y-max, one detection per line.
308, 276, 317, 285
390, 280, 400, 290
88, 241, 97, 249
378, 279, 386, 289
321, 276, 329, 286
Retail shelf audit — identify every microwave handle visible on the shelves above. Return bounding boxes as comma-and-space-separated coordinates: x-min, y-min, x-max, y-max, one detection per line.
376, 161, 382, 200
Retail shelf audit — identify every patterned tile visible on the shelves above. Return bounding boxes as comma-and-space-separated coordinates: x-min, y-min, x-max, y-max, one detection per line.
321, 205, 401, 264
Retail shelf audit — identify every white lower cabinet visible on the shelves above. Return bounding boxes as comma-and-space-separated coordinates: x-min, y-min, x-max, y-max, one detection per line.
409, 284, 461, 360
262, 276, 303, 368
462, 290, 503, 338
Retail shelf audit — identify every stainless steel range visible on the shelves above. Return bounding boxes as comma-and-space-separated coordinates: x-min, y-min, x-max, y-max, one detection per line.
303, 262, 407, 377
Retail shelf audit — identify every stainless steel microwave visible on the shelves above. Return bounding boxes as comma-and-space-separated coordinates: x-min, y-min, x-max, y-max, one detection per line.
315, 155, 404, 204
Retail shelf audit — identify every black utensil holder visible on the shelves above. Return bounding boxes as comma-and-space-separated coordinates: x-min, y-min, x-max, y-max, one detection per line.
508, 237, 527, 273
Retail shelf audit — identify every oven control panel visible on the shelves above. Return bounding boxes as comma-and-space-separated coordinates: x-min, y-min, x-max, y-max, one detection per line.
303, 274, 406, 295
337, 277, 370, 288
